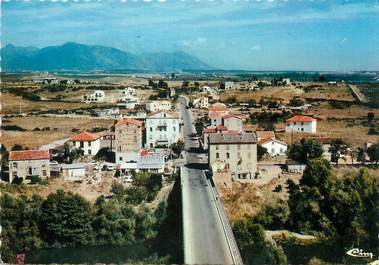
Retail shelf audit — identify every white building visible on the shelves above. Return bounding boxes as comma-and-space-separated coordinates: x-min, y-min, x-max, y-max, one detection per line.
193, 97, 209, 109
120, 154, 165, 174
256, 131, 276, 141
201, 86, 218, 96
222, 115, 243, 132
222, 81, 239, 90
122, 87, 137, 96
118, 94, 140, 109
85, 90, 105, 102
258, 138, 287, 156
285, 115, 317, 133
71, 131, 102, 156
61, 163, 86, 181
146, 110, 180, 148
145, 100, 172, 112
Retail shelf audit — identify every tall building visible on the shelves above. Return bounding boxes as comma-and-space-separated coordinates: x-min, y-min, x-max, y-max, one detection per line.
115, 118, 143, 163
146, 110, 180, 148
208, 133, 257, 180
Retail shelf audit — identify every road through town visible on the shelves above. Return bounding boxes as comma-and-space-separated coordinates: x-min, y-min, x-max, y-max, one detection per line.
179, 96, 235, 265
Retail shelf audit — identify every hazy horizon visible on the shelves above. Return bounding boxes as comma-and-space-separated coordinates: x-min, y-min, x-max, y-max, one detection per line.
2, 0, 379, 71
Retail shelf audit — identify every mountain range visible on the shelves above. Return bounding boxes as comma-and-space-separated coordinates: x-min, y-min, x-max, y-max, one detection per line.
1, 42, 213, 72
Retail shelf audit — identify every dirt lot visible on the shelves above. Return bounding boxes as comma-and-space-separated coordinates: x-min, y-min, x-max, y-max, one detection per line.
220, 83, 355, 103
0, 171, 115, 202
1, 116, 113, 149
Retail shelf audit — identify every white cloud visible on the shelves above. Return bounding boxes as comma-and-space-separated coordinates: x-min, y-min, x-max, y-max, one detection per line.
340, 37, 348, 44
181, 37, 208, 47
250, 44, 261, 51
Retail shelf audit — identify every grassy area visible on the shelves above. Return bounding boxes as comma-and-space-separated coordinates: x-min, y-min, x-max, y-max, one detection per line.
1, 116, 113, 149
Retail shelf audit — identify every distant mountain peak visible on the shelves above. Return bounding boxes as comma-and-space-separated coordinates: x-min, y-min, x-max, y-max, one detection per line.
1, 42, 213, 72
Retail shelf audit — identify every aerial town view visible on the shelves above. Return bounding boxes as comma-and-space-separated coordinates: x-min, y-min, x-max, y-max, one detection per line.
0, 1, 378, 265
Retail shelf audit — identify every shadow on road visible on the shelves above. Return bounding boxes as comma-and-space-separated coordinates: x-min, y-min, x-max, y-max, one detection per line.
186, 147, 207, 154
185, 163, 209, 170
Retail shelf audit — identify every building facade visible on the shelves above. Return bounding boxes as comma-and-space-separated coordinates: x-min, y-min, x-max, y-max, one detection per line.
115, 118, 143, 163
71, 131, 102, 156
146, 111, 180, 148
259, 138, 287, 156
222, 115, 243, 132
8, 150, 51, 183
208, 133, 257, 180
285, 115, 317, 133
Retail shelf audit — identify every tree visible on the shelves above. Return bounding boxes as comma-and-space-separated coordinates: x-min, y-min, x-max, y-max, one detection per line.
367, 112, 374, 123
233, 220, 265, 250
257, 145, 268, 161
288, 139, 323, 163
11, 144, 28, 151
357, 147, 366, 165
329, 138, 349, 166
171, 141, 185, 157
367, 143, 379, 164
289, 96, 304, 107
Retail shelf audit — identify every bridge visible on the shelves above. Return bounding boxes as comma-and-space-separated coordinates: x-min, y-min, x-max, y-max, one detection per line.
179, 96, 244, 265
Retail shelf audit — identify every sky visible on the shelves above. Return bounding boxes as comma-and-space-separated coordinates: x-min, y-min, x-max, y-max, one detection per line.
1, 0, 379, 71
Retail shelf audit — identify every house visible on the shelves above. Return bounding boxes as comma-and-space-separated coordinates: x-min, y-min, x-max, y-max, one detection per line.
193, 96, 209, 109
258, 138, 287, 156
208, 133, 257, 180
220, 81, 238, 90
282, 78, 291, 85
115, 118, 143, 163
201, 86, 218, 96
8, 150, 50, 183
120, 154, 165, 174
61, 163, 86, 181
146, 100, 172, 112
210, 111, 223, 127
71, 131, 102, 156
203, 125, 229, 149
146, 110, 180, 148
85, 90, 105, 102
122, 87, 136, 96
208, 103, 229, 116
256, 131, 276, 141
285, 115, 317, 133
118, 94, 140, 109
222, 115, 243, 132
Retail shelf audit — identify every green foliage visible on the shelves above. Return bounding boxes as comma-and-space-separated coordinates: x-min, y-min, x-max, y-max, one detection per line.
257, 144, 268, 161
289, 96, 304, 107
288, 159, 379, 248
329, 138, 349, 165
288, 139, 324, 163
171, 141, 185, 157
367, 143, 379, 163
367, 112, 375, 123
252, 202, 289, 230
1, 125, 27, 131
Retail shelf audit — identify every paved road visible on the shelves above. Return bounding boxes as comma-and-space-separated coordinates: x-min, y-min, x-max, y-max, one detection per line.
349, 84, 368, 103
180, 96, 234, 265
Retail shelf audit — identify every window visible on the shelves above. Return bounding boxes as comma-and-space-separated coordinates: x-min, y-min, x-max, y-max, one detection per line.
42, 170, 47, 176
12, 162, 17, 169
88, 150, 92, 155
150, 127, 153, 132
80, 141, 84, 148
88, 141, 92, 147
216, 153, 219, 159
301, 128, 304, 131
216, 145, 219, 150
28, 167, 33, 175
120, 157, 123, 161
226, 153, 230, 159
173, 127, 176, 132
119, 130, 122, 133
73, 141, 76, 145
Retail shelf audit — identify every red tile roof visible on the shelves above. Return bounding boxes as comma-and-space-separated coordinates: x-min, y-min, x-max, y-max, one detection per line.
287, 115, 316, 122
72, 131, 101, 141
209, 111, 222, 119
9, 150, 50, 161
147, 110, 179, 118
256, 131, 275, 140
116, 118, 143, 127
258, 138, 287, 146
222, 114, 241, 120
208, 105, 227, 111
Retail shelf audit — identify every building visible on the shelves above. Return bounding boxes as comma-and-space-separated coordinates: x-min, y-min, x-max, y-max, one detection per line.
120, 154, 165, 174
8, 150, 50, 183
222, 115, 243, 132
285, 115, 317, 133
208, 133, 257, 180
71, 131, 102, 156
122, 87, 137, 96
256, 131, 276, 141
145, 100, 172, 112
115, 118, 143, 163
210, 111, 223, 127
85, 90, 105, 102
221, 81, 239, 90
208, 103, 229, 116
61, 163, 86, 181
146, 110, 180, 148
258, 138, 287, 156
193, 96, 209, 109
282, 78, 291, 85
203, 125, 229, 149
118, 94, 140, 109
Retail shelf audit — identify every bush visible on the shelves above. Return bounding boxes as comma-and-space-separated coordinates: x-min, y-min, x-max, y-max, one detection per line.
1, 125, 27, 131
